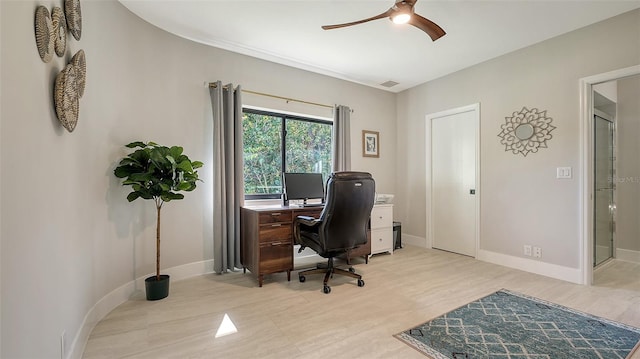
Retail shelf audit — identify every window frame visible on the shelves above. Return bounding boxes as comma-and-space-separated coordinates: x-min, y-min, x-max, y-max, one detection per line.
242, 107, 333, 201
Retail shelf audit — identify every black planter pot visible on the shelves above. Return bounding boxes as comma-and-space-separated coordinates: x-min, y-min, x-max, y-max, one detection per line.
145, 274, 170, 301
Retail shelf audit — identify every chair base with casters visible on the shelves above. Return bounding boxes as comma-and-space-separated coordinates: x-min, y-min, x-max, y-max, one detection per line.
298, 257, 365, 294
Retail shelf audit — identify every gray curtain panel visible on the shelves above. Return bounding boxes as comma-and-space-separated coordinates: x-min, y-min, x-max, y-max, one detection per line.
333, 105, 351, 171
209, 81, 244, 273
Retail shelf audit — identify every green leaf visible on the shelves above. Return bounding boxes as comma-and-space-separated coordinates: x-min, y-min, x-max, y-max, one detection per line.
149, 148, 171, 170
191, 161, 204, 169
118, 158, 141, 167
176, 160, 193, 173
139, 191, 154, 200
181, 176, 199, 185
122, 179, 143, 187
176, 181, 193, 191
129, 173, 152, 182
161, 192, 184, 202
159, 179, 173, 191
114, 166, 133, 178
126, 141, 146, 148
166, 155, 176, 166
126, 192, 140, 202
129, 149, 150, 163
169, 146, 184, 159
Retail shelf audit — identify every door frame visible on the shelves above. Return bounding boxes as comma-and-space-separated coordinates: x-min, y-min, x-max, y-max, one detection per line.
425, 103, 480, 255
580, 65, 640, 285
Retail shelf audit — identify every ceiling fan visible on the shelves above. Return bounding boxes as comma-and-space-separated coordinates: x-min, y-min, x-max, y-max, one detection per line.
321, 0, 446, 41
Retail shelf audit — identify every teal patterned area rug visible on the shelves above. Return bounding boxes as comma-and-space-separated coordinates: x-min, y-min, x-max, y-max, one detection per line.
395, 289, 640, 359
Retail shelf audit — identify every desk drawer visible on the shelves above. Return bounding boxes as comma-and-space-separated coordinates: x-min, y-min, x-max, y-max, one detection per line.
259, 211, 292, 224
371, 206, 393, 229
259, 224, 291, 243
371, 227, 393, 254
259, 242, 293, 273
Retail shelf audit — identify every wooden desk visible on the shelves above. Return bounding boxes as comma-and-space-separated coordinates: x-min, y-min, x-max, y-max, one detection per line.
240, 205, 371, 287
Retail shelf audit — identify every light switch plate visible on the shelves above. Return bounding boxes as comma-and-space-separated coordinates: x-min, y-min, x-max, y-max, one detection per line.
556, 167, 572, 179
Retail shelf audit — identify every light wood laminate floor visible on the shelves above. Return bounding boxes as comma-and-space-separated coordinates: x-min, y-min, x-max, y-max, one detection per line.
83, 245, 640, 358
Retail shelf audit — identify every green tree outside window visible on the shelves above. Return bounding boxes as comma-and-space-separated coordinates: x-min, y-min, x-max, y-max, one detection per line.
242, 109, 332, 199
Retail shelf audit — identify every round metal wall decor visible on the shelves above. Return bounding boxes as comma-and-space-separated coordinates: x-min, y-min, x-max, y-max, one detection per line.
498, 107, 555, 157
54, 64, 80, 132
34, 6, 55, 63
71, 50, 86, 97
65, 0, 82, 41
51, 7, 67, 57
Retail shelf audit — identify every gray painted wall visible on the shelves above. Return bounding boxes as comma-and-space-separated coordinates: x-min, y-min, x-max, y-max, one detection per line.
396, 9, 640, 269
0, 1, 395, 357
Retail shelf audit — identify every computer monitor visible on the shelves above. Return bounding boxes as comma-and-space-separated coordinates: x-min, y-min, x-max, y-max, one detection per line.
283, 172, 325, 206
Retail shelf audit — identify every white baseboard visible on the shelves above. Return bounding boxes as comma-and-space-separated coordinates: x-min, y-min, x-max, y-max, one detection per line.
477, 249, 583, 284
616, 248, 640, 263
402, 233, 428, 248
68, 259, 215, 359
394, 234, 583, 284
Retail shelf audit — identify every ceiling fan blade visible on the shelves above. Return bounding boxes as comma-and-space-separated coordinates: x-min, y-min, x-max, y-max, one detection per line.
322, 9, 394, 30
408, 13, 446, 41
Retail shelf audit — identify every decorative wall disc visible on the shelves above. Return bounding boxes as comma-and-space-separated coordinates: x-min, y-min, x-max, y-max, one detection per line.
54, 64, 80, 132
498, 107, 555, 157
65, 0, 82, 41
36, 1, 85, 134
34, 6, 55, 63
71, 50, 86, 97
51, 7, 67, 57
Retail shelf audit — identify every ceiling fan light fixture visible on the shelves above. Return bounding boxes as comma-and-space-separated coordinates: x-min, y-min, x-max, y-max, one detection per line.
320, 0, 445, 42
392, 13, 411, 24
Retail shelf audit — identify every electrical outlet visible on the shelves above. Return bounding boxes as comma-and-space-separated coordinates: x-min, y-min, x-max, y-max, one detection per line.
556, 167, 572, 179
524, 245, 532, 256
533, 246, 542, 258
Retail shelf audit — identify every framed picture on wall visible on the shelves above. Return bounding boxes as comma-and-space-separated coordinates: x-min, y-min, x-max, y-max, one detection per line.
362, 130, 380, 158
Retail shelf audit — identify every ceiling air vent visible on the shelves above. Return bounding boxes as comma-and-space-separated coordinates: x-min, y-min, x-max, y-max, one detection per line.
380, 80, 399, 88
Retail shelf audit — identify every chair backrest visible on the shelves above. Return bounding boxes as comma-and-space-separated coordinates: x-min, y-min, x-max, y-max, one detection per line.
317, 171, 375, 254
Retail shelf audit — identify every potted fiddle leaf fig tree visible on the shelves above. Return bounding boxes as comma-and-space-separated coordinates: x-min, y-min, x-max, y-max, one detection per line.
114, 141, 203, 300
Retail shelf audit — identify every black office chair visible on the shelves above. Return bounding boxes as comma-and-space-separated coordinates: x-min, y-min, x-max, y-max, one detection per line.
293, 171, 375, 294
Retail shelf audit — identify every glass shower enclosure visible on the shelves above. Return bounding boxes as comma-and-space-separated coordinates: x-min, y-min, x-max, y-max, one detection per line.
593, 113, 615, 267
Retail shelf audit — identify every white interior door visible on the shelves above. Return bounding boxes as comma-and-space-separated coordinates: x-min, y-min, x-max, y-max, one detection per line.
427, 104, 479, 257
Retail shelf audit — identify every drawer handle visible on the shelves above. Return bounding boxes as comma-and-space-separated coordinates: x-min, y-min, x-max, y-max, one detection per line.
271, 223, 282, 227
271, 242, 282, 246
271, 213, 281, 216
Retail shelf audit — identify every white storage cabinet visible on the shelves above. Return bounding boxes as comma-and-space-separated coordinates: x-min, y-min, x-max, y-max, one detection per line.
370, 204, 393, 255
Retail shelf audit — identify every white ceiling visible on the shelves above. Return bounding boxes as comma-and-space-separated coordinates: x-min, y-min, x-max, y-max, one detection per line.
119, 0, 640, 93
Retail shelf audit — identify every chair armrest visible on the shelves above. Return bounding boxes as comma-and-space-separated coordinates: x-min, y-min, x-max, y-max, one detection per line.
293, 216, 321, 246
295, 215, 320, 227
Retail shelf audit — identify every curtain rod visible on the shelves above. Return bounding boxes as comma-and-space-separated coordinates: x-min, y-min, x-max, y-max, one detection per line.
208, 82, 334, 109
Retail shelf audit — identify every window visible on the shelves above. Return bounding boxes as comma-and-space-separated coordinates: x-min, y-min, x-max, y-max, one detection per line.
242, 108, 333, 200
